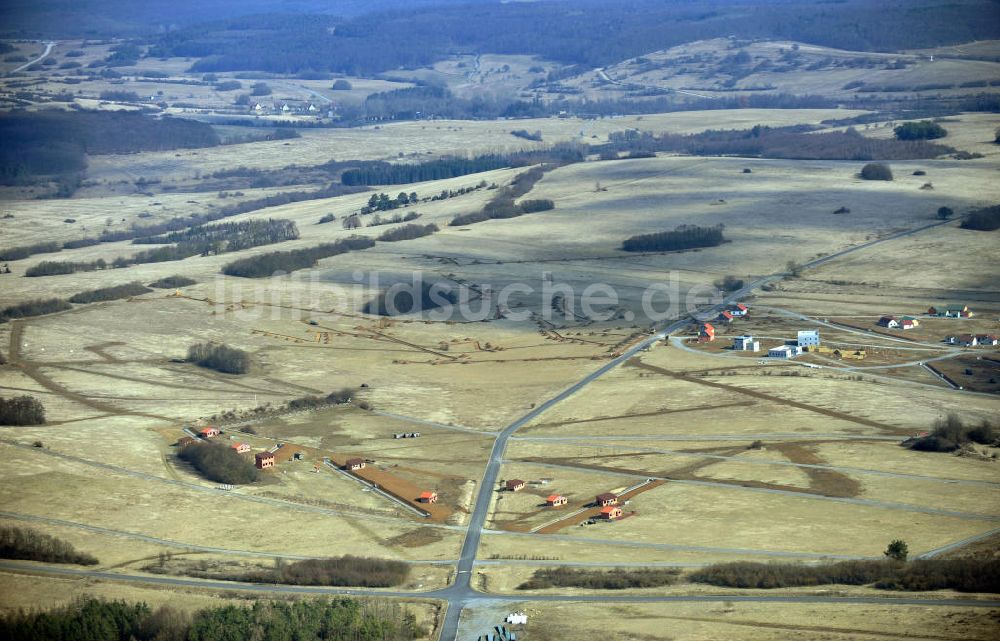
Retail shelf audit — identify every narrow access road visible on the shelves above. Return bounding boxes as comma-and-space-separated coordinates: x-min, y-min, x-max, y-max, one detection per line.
11, 41, 55, 74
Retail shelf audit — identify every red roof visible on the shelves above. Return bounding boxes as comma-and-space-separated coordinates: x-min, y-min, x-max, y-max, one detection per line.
720, 311, 733, 319
596, 492, 617, 502
736, 303, 748, 311
255, 451, 274, 460
701, 323, 715, 333
547, 494, 565, 502
600, 505, 620, 515
419, 491, 436, 499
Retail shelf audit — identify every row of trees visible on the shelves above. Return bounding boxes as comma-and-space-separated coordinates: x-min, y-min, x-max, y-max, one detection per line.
68, 282, 152, 304
177, 441, 259, 484
0, 596, 425, 641
690, 558, 1000, 593
26, 219, 300, 277
0, 298, 71, 323
622, 224, 726, 253
449, 166, 552, 226
0, 241, 61, 262
241, 556, 410, 588
221, 236, 375, 278
375, 223, 438, 242
148, 275, 197, 289
0, 395, 46, 425
187, 342, 250, 375
0, 526, 97, 565
342, 155, 511, 186
518, 567, 680, 590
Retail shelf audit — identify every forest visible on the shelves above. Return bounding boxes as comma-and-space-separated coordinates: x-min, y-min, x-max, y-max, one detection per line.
143, 1, 1000, 76
0, 596, 425, 641
0, 110, 218, 185
177, 441, 260, 484
0, 525, 97, 565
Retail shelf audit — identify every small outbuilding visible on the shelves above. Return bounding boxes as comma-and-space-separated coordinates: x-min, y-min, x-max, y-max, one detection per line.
344, 458, 366, 471
596, 492, 618, 507
199, 427, 220, 438
600, 505, 623, 520
878, 315, 898, 328
546, 494, 568, 507
255, 451, 275, 469
699, 323, 716, 342
230, 442, 250, 454
506, 479, 526, 492
733, 335, 760, 352
418, 491, 438, 503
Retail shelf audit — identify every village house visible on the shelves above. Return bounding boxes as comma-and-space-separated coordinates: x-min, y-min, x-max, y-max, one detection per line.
928, 304, 972, 318
344, 458, 366, 471
717, 310, 734, 324
733, 335, 760, 352
900, 317, 919, 330
255, 451, 275, 469
797, 330, 821, 347
546, 494, 568, 507
199, 427, 220, 439
600, 505, 623, 520
230, 442, 250, 454
699, 322, 716, 342
769, 344, 801, 359
878, 315, 899, 328
976, 334, 999, 346
596, 492, 618, 507
955, 334, 978, 347
506, 479, 526, 492
418, 491, 438, 503
728, 303, 749, 317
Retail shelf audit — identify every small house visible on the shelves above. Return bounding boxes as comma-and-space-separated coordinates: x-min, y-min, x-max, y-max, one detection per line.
255, 451, 275, 469
717, 310, 734, 324
546, 494, 568, 507
699, 322, 716, 342
596, 492, 618, 507
900, 318, 918, 330
956, 334, 978, 347
768, 345, 799, 359
505, 612, 528, 625
344, 458, 366, 471
230, 442, 250, 454
727, 303, 748, 317
797, 330, 820, 347
600, 505, 623, 520
733, 335, 760, 352
976, 334, 999, 346
878, 315, 898, 328
417, 491, 438, 503
506, 479, 526, 492
928, 304, 972, 318
199, 427, 220, 439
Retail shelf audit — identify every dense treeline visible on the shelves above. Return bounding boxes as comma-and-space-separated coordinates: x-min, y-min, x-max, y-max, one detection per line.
0, 110, 218, 186
148, 275, 197, 288
518, 567, 680, 590
342, 155, 511, 186
0, 396, 46, 425
0, 241, 61, 262
961, 204, 1000, 231
622, 224, 726, 253
241, 556, 410, 587
188, 342, 250, 374
68, 282, 152, 304
690, 559, 1000, 593
905, 414, 996, 452
367, 211, 422, 227
27, 219, 300, 276
363, 281, 457, 317
149, 1, 1000, 76
285, 388, 356, 411
895, 120, 948, 140
177, 442, 260, 484
221, 236, 375, 278
0, 596, 425, 641
0, 298, 71, 322
0, 526, 97, 565
604, 126, 954, 162
375, 223, 438, 242
450, 166, 551, 226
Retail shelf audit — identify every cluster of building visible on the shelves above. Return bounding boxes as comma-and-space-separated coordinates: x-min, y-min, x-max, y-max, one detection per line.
946, 334, 999, 347
699, 304, 750, 343
878, 315, 920, 330
766, 330, 821, 359
927, 304, 973, 318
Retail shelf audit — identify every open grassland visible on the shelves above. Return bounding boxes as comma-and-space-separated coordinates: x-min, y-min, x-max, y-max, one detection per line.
474, 600, 1000, 640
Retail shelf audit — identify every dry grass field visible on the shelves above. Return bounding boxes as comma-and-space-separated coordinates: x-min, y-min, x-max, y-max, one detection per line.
1, 31, 999, 639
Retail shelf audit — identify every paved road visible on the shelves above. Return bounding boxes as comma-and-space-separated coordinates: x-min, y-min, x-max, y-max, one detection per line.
4, 561, 999, 610
11, 41, 55, 74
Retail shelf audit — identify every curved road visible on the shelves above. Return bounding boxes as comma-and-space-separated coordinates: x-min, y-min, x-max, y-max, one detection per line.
11, 41, 55, 74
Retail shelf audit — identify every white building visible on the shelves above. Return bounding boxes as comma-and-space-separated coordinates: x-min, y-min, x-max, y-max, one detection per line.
505, 612, 528, 625
733, 335, 760, 352
797, 330, 820, 348
769, 345, 801, 359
